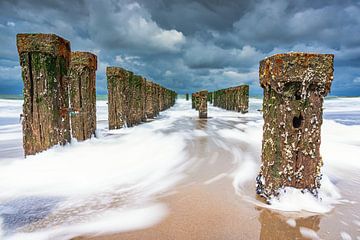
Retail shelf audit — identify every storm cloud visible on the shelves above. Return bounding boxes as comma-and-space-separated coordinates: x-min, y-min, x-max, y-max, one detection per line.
0, 0, 359, 95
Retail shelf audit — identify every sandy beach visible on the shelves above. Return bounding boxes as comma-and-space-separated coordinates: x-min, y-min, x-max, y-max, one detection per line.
0, 98, 360, 240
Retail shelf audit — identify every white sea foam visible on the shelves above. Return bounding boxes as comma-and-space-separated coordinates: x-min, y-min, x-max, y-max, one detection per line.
2, 204, 168, 240
267, 175, 341, 213
0, 99, 190, 239
286, 218, 296, 227
340, 232, 353, 240
300, 227, 320, 240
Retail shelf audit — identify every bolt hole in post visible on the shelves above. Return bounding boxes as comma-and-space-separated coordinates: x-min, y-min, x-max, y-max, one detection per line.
295, 92, 301, 100
292, 114, 303, 128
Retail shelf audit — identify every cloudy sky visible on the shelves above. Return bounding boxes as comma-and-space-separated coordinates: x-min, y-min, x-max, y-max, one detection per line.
0, 0, 359, 96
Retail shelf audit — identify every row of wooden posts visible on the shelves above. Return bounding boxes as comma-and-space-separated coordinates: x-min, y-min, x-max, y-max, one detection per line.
107, 67, 177, 129
16, 33, 335, 201
188, 85, 249, 118
16, 33, 176, 156
213, 85, 249, 113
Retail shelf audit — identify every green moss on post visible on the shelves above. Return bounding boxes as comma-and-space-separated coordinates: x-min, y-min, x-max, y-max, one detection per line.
256, 52, 334, 200
16, 33, 71, 156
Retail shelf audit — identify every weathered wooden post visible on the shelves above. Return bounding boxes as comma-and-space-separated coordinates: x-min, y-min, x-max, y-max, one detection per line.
240, 85, 249, 113
198, 90, 208, 118
17, 33, 71, 156
107, 67, 129, 129
159, 87, 164, 111
153, 83, 160, 117
256, 52, 334, 200
194, 93, 200, 110
69, 52, 97, 141
186, 93, 189, 101
145, 80, 155, 119
127, 74, 145, 126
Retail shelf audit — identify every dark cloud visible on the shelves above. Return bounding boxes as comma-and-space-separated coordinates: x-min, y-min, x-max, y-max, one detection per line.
0, 0, 359, 96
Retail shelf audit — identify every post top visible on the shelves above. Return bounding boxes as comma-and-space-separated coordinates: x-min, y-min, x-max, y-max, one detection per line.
16, 33, 71, 59
146, 80, 154, 85
261, 52, 334, 62
106, 66, 132, 77
199, 90, 208, 93
259, 52, 334, 95
71, 52, 97, 70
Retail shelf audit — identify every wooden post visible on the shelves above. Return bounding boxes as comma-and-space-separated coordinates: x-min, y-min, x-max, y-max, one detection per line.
186, 93, 189, 101
153, 83, 160, 117
238, 85, 249, 113
69, 52, 97, 141
16, 33, 71, 156
256, 52, 334, 199
194, 93, 200, 110
145, 80, 155, 119
198, 90, 208, 118
106, 67, 129, 129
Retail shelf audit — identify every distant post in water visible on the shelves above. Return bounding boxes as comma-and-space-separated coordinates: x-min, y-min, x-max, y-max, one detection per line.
198, 90, 208, 118
256, 52, 334, 200
69, 52, 97, 141
16, 33, 71, 156
207, 92, 213, 104
186, 93, 189, 101
191, 93, 195, 108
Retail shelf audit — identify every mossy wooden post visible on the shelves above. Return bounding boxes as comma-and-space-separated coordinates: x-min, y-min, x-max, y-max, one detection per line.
240, 85, 249, 113
256, 52, 334, 200
159, 87, 164, 111
186, 93, 189, 101
106, 67, 129, 129
140, 76, 147, 121
16, 33, 71, 156
69, 52, 97, 141
194, 93, 200, 110
154, 83, 160, 117
145, 80, 155, 119
127, 74, 144, 126
198, 90, 208, 118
